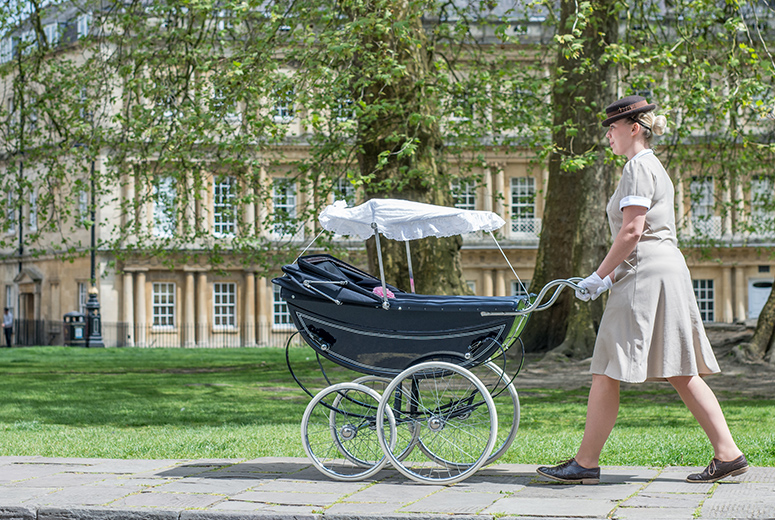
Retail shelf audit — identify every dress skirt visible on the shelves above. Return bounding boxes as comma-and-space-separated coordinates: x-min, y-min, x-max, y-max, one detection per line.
590, 239, 720, 383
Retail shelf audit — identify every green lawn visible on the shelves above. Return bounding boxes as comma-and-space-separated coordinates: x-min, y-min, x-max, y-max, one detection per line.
0, 347, 772, 466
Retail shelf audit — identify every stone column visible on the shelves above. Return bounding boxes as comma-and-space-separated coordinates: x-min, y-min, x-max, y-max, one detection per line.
258, 163, 269, 238
492, 163, 506, 218
722, 266, 733, 323
722, 181, 732, 237
244, 182, 255, 237
482, 269, 494, 297
495, 269, 506, 297
184, 271, 196, 347
123, 272, 134, 347
243, 271, 257, 347
197, 271, 209, 348
258, 276, 269, 345
734, 267, 747, 322
483, 167, 493, 212
135, 271, 146, 347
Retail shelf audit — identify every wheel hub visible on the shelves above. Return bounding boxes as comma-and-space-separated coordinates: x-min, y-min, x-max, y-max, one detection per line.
427, 416, 445, 432
339, 424, 357, 440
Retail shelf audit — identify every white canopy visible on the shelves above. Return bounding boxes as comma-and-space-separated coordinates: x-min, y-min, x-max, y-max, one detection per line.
318, 199, 506, 241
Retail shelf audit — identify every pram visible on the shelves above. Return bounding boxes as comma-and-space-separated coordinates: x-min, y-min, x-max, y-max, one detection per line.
272, 199, 581, 484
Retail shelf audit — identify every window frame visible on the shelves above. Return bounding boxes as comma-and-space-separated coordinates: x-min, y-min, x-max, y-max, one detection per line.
213, 282, 237, 330
213, 176, 237, 237
152, 282, 176, 329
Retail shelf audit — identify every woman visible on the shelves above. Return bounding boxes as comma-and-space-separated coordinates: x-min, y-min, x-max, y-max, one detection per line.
536, 95, 747, 485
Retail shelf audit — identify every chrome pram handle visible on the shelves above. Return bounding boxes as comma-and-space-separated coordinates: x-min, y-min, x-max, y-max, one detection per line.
480, 278, 584, 316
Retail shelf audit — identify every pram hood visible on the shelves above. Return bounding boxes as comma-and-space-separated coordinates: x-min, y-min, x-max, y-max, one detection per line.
318, 199, 506, 241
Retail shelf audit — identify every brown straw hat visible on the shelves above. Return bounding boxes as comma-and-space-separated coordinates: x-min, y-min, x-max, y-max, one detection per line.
602, 95, 657, 127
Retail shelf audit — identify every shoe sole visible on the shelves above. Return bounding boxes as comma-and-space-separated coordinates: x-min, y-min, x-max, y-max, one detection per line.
686, 465, 749, 483
536, 469, 599, 485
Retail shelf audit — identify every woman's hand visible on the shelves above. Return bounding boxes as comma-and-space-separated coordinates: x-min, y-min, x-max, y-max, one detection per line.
575, 272, 613, 301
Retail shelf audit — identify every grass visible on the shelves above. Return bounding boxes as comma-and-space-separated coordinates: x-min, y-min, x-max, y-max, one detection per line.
0, 346, 773, 466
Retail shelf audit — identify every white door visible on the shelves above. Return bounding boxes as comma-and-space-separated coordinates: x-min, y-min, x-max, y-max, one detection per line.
748, 279, 774, 320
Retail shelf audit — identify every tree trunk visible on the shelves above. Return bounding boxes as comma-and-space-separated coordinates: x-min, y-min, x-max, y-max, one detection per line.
353, 0, 469, 296
520, 0, 619, 355
735, 284, 775, 363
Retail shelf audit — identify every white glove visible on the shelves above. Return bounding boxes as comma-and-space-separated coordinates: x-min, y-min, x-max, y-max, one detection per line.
576, 272, 613, 301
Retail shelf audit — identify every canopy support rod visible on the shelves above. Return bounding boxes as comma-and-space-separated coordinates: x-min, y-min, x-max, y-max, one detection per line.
489, 231, 528, 296
372, 223, 390, 309
405, 241, 415, 293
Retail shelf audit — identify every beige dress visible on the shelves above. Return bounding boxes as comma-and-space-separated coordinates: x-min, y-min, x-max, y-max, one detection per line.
590, 149, 720, 383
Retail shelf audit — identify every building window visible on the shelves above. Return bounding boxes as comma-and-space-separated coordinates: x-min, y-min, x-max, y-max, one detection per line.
466, 280, 476, 294
213, 176, 236, 237
334, 97, 354, 121
273, 284, 292, 328
213, 282, 236, 329
6, 191, 15, 234
334, 178, 355, 205
511, 177, 538, 236
751, 176, 773, 233
77, 282, 88, 314
29, 190, 37, 231
692, 279, 714, 322
152, 282, 175, 328
5, 285, 14, 317
79, 191, 89, 224
452, 178, 476, 211
77, 12, 92, 38
690, 178, 720, 237
511, 279, 531, 298
44, 23, 60, 46
273, 86, 295, 123
153, 176, 176, 237
0, 38, 12, 64
272, 178, 298, 238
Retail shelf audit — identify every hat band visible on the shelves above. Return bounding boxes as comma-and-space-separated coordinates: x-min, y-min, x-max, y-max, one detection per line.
609, 99, 649, 117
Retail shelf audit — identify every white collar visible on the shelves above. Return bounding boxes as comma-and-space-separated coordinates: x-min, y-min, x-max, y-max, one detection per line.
628, 148, 654, 163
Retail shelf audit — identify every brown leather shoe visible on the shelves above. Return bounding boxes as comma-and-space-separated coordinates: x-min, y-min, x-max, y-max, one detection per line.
536, 458, 600, 485
686, 454, 749, 483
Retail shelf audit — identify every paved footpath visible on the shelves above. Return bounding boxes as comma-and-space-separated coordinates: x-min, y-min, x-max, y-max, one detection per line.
1, 457, 774, 520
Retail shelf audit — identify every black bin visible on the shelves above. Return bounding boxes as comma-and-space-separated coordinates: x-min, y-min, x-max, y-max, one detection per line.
63, 312, 86, 347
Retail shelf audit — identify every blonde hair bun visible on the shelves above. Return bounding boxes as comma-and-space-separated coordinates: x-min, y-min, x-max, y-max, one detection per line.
652, 115, 667, 136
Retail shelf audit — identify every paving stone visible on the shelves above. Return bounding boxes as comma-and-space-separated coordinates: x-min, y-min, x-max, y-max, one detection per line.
11, 473, 112, 489
0, 487, 57, 502
514, 482, 642, 501
207, 501, 273, 512
621, 492, 705, 509
476, 463, 538, 476
483, 496, 616, 517
0, 506, 36, 520
447, 474, 529, 493
109, 492, 224, 509
149, 466, 229, 479
345, 482, 443, 503
402, 488, 503, 514
701, 499, 775, 519
601, 467, 661, 484
229, 490, 340, 506
0, 465, 85, 484
708, 482, 775, 498
77, 460, 184, 475
220, 459, 312, 474
183, 510, 320, 520
642, 479, 714, 494
151, 478, 258, 495
612, 506, 698, 520
325, 501, 407, 515
22, 487, 138, 507
252, 479, 365, 495
37, 507, 179, 520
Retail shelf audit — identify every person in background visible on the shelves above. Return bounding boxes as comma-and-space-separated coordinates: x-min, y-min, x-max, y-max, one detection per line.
3, 307, 12, 348
536, 95, 747, 485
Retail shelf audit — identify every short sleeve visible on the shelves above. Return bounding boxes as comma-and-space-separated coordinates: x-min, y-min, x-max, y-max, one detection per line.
618, 160, 655, 211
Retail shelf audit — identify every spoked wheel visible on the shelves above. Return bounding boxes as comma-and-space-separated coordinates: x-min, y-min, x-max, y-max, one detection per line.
345, 376, 419, 462
302, 382, 396, 481
454, 361, 519, 466
376, 362, 497, 485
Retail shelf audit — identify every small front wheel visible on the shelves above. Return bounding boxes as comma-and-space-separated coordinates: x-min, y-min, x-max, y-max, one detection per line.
302, 382, 396, 481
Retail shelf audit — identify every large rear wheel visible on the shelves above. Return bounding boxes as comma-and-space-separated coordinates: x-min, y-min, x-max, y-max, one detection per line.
376, 362, 497, 485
